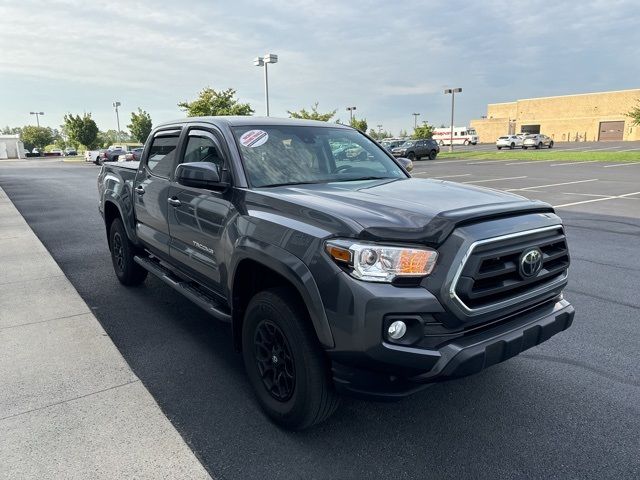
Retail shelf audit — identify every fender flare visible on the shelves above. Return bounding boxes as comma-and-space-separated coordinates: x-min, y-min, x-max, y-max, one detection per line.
103, 194, 139, 246
229, 237, 335, 349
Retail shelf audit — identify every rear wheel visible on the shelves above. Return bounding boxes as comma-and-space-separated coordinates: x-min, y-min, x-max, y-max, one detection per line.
523, 146, 528, 150
536, 142, 542, 149
109, 218, 147, 286
497, 146, 502, 150
242, 288, 340, 430
549, 141, 554, 149
429, 149, 437, 160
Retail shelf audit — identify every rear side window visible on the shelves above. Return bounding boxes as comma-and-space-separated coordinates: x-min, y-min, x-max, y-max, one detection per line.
147, 134, 179, 177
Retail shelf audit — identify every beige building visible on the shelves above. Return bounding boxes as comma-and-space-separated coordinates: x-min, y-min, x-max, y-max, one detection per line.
471, 88, 640, 143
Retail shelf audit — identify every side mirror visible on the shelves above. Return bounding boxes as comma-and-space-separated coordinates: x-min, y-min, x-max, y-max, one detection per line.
175, 162, 226, 190
397, 157, 413, 173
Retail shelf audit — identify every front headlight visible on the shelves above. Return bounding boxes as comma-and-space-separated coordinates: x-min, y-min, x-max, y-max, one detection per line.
325, 240, 438, 283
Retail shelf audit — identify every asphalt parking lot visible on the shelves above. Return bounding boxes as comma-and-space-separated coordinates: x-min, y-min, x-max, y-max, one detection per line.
1, 156, 639, 479
447, 140, 640, 153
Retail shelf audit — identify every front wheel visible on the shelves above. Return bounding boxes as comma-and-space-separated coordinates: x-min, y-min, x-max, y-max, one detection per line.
463, 139, 470, 146
242, 288, 340, 430
497, 146, 502, 150
407, 152, 416, 160
438, 140, 444, 147
510, 143, 515, 149
549, 141, 554, 149
109, 218, 147, 285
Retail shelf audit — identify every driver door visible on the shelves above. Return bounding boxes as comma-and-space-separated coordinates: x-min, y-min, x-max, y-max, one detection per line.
167, 128, 233, 293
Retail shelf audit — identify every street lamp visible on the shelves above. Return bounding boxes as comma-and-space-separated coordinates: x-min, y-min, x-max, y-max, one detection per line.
346, 106, 357, 123
444, 87, 462, 152
30, 111, 44, 127
112, 101, 122, 142
254, 53, 278, 116
412, 112, 420, 129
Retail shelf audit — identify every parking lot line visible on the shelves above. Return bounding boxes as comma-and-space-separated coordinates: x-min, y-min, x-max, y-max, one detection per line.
553, 191, 640, 208
463, 176, 527, 184
505, 179, 598, 192
603, 161, 640, 168
550, 160, 600, 166
426, 174, 472, 179
560, 192, 609, 197
505, 159, 559, 165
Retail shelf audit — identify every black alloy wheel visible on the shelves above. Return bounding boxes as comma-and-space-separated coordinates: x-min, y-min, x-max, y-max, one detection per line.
254, 320, 296, 401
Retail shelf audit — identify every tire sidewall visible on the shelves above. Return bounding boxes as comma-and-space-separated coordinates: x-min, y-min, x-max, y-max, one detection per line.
109, 219, 133, 282
242, 293, 317, 426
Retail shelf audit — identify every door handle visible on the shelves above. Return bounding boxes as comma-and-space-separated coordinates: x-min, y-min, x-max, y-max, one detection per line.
135, 185, 145, 195
168, 197, 182, 207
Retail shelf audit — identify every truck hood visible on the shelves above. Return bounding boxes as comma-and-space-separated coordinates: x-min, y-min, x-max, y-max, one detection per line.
249, 177, 554, 245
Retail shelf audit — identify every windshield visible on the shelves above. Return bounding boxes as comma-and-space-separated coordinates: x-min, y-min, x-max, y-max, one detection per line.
232, 125, 407, 188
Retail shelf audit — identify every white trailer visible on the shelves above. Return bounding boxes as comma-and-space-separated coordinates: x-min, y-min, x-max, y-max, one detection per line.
433, 127, 479, 146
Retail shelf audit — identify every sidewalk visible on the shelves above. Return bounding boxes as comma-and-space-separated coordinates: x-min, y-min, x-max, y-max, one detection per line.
0, 187, 211, 479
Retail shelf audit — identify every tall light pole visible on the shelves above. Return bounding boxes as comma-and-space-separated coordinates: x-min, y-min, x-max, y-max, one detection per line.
112, 101, 121, 142
377, 124, 383, 137
412, 112, 420, 129
30, 111, 44, 127
254, 53, 278, 116
444, 88, 462, 152
346, 106, 357, 124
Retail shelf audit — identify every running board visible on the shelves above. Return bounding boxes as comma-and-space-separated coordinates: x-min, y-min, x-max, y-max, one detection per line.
134, 256, 231, 322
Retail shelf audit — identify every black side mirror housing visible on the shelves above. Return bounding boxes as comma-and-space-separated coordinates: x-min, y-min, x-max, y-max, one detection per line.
397, 157, 413, 173
175, 162, 227, 190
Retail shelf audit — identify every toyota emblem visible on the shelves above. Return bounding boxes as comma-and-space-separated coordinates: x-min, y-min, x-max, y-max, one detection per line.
519, 248, 543, 278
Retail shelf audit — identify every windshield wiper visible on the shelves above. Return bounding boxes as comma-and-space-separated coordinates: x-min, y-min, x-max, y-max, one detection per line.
331, 176, 395, 183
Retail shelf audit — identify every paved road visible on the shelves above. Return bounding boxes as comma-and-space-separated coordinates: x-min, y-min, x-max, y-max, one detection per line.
1, 159, 639, 480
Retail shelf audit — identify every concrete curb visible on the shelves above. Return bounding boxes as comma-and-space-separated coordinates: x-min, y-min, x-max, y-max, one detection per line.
0, 187, 212, 480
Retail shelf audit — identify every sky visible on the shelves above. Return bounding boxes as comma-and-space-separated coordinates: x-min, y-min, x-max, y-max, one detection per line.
1, 0, 639, 135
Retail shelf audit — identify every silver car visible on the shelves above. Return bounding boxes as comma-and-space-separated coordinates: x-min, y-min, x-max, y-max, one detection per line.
522, 134, 554, 149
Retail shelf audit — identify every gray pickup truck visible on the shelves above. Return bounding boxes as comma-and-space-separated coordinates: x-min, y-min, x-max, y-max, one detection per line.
98, 116, 574, 430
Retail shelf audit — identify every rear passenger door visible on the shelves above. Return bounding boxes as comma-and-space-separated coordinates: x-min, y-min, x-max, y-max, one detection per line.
167, 127, 233, 293
134, 128, 181, 258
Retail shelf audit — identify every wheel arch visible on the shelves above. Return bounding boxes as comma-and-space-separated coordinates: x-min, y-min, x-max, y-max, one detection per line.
229, 240, 335, 351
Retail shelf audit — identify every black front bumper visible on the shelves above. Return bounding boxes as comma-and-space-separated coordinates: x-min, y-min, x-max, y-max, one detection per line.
332, 299, 574, 400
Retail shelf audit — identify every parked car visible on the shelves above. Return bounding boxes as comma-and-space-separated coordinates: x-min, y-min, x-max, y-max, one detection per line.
391, 139, 439, 160
50, 149, 64, 156
99, 147, 127, 164
98, 117, 574, 430
496, 135, 523, 150
64, 147, 78, 156
125, 147, 144, 161
86, 149, 106, 164
380, 139, 405, 152
523, 134, 554, 149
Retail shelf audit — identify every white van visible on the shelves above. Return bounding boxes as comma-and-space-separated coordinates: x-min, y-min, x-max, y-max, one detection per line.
433, 127, 479, 146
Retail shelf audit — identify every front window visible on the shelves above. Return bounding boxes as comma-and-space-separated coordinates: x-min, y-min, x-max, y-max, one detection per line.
400, 141, 414, 147
232, 125, 407, 188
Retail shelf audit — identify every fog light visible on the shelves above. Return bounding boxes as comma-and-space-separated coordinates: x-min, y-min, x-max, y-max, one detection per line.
387, 321, 407, 340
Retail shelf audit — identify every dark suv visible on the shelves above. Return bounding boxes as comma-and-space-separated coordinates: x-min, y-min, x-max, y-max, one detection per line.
391, 139, 439, 160
98, 117, 574, 430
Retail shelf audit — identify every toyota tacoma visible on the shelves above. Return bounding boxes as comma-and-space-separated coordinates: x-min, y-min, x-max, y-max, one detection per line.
98, 117, 574, 430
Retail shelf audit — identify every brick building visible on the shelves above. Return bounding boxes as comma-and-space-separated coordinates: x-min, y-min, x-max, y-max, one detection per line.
470, 88, 640, 143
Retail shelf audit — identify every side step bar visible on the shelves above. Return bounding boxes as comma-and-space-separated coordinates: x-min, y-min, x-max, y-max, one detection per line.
134, 255, 231, 323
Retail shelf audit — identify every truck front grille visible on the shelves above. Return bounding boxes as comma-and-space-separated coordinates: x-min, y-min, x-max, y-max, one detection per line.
451, 226, 569, 313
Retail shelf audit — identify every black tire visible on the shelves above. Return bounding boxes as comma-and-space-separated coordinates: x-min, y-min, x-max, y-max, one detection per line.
109, 218, 147, 286
497, 146, 502, 150
523, 146, 528, 150
429, 149, 437, 160
510, 143, 515, 149
549, 141, 554, 149
536, 142, 542, 149
407, 151, 416, 160
242, 288, 340, 430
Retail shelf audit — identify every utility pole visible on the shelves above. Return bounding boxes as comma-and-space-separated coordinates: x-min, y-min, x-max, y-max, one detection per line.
444, 88, 462, 152
30, 111, 44, 127
412, 112, 420, 129
112, 102, 121, 142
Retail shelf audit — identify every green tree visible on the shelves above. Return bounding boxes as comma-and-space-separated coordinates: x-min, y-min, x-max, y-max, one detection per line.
628, 100, 640, 125
128, 108, 153, 143
63, 113, 99, 149
288, 102, 337, 121
178, 87, 254, 117
368, 128, 392, 140
2, 126, 22, 135
398, 129, 408, 138
412, 124, 434, 139
21, 126, 54, 151
349, 117, 368, 132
